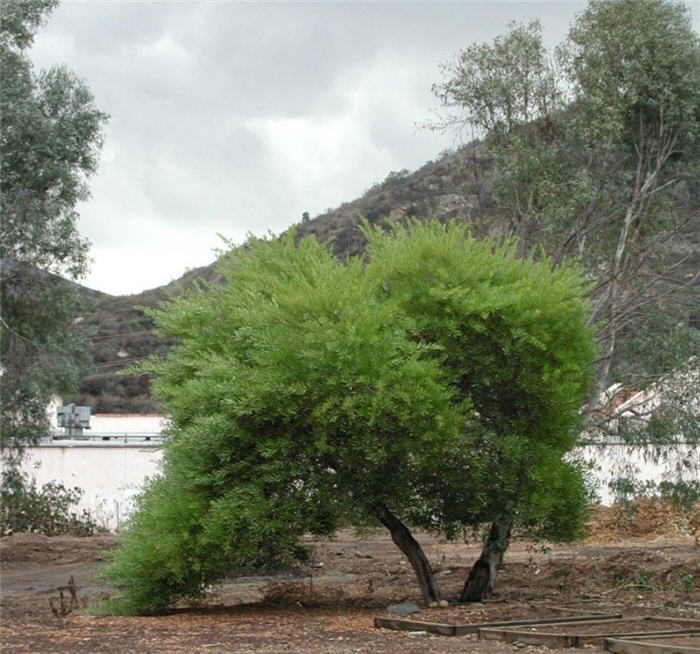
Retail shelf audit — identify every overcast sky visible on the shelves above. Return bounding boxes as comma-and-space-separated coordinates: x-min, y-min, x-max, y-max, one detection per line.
30, 1, 700, 296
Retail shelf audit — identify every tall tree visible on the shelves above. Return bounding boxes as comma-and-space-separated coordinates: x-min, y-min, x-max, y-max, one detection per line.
431, 21, 575, 257
563, 0, 700, 393
0, 0, 108, 450
432, 0, 700, 598
433, 4, 699, 389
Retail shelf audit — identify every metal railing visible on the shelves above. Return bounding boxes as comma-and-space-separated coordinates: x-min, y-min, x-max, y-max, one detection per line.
42, 432, 163, 445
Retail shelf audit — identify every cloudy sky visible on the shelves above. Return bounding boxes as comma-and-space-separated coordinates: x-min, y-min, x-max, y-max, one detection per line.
30, 1, 699, 295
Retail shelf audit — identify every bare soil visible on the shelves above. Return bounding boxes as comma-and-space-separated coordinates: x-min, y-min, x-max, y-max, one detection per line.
1, 504, 699, 653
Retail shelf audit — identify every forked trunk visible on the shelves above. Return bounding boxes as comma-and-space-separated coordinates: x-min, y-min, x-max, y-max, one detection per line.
375, 503, 441, 605
460, 513, 512, 602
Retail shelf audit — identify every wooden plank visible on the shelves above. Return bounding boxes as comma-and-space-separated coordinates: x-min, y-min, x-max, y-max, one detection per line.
478, 626, 576, 648
649, 619, 700, 627
531, 616, 648, 629
453, 613, 623, 636
375, 612, 622, 637
546, 605, 623, 616
477, 622, 700, 649
615, 635, 700, 642
374, 616, 456, 636
604, 636, 700, 654
590, 630, 700, 645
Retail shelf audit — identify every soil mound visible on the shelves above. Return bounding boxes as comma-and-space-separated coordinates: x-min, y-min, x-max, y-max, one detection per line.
585, 499, 699, 543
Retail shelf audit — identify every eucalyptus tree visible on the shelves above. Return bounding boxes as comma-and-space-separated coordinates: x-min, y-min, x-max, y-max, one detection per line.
431, 0, 700, 598
431, 20, 575, 257
0, 0, 108, 450
563, 0, 700, 392
432, 1, 699, 391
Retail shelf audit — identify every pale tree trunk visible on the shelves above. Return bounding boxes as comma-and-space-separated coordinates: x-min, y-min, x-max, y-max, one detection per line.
460, 513, 512, 602
375, 503, 442, 605
590, 122, 677, 405
598, 195, 638, 391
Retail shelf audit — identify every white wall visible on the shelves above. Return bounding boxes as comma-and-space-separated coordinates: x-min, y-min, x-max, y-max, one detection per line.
87, 413, 167, 435
48, 409, 168, 438
20, 442, 163, 531
577, 443, 698, 504
14, 442, 697, 531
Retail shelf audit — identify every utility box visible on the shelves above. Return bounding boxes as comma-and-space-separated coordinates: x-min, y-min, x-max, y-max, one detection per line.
56, 404, 91, 437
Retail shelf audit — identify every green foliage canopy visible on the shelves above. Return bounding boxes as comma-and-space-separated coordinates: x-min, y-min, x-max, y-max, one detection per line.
364, 222, 595, 540
1, 0, 107, 276
567, 0, 700, 149
105, 221, 594, 613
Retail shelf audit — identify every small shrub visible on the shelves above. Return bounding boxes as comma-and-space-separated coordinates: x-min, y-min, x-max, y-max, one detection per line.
0, 464, 101, 536
681, 574, 694, 594
634, 569, 653, 591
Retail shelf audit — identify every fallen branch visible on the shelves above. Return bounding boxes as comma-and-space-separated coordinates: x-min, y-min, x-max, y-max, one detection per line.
601, 583, 649, 595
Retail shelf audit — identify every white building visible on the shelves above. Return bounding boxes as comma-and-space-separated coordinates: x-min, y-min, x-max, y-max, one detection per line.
18, 401, 167, 530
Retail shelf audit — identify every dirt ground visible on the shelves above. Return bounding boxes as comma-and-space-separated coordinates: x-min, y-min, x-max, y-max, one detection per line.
1, 502, 699, 653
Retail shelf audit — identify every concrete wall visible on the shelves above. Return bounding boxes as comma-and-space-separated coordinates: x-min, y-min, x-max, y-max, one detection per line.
16, 442, 697, 531
577, 443, 698, 503
87, 414, 167, 436
21, 442, 162, 531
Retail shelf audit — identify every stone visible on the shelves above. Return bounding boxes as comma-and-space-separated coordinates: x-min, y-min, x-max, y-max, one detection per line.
386, 601, 421, 616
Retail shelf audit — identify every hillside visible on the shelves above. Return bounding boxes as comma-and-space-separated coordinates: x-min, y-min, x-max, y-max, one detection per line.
67, 143, 699, 413
67, 144, 482, 412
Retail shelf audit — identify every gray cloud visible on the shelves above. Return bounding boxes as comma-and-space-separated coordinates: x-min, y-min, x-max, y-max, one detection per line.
28, 1, 698, 294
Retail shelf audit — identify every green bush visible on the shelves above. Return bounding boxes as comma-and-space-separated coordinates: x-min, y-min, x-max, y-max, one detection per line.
104, 220, 594, 613
0, 464, 100, 536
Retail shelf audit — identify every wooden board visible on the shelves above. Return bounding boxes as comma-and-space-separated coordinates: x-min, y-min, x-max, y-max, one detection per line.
374, 612, 622, 637
604, 634, 700, 654
547, 605, 623, 615
379, 600, 619, 627
454, 614, 624, 637
374, 616, 457, 636
477, 617, 700, 648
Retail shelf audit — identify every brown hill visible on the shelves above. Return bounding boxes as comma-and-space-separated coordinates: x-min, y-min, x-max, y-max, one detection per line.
71, 263, 225, 412
68, 143, 699, 413
69, 144, 488, 412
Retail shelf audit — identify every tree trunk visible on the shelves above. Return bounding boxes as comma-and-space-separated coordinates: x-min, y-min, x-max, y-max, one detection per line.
375, 503, 442, 605
460, 513, 512, 602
